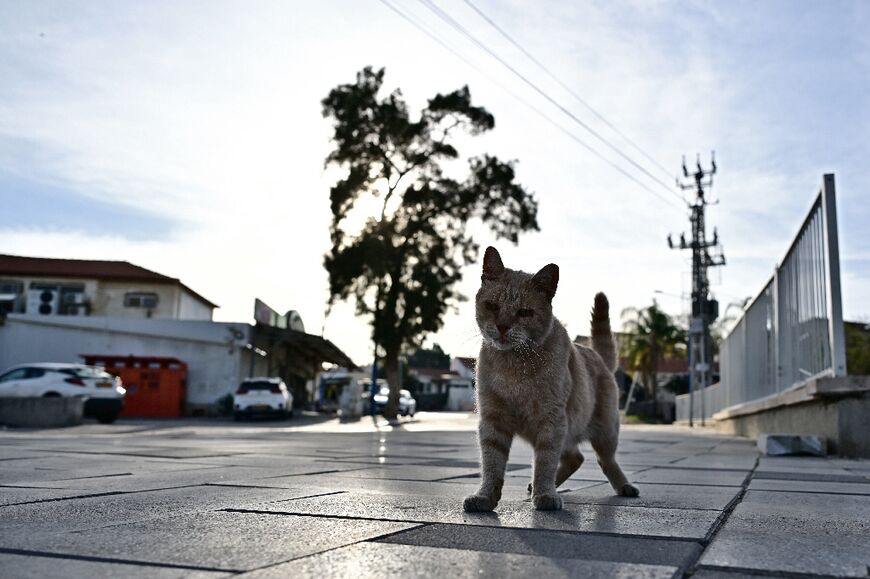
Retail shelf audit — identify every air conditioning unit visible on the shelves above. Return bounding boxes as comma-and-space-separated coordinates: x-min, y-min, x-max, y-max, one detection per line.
63, 291, 88, 316
27, 288, 59, 315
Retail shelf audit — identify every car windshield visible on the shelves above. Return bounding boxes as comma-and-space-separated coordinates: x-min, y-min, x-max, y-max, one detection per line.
60, 367, 113, 379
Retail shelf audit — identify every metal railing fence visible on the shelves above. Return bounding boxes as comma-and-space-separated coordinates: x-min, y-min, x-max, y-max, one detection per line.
676, 174, 846, 422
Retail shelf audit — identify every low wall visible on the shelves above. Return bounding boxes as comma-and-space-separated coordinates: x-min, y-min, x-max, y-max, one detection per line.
710, 376, 870, 458
0, 397, 84, 428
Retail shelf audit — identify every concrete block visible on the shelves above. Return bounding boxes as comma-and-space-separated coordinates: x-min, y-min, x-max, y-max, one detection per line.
252, 491, 721, 539
0, 485, 322, 539
0, 553, 229, 579
0, 396, 83, 428
560, 482, 741, 511
237, 542, 679, 579
632, 467, 748, 487
377, 524, 703, 571
700, 490, 870, 576
758, 433, 826, 456
18, 512, 418, 571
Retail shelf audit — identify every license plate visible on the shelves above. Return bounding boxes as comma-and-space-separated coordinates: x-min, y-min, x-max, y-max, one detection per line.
255, 405, 269, 410
96, 382, 113, 388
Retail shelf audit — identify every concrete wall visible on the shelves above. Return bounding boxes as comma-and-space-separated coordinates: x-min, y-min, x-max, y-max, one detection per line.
0, 315, 251, 408
94, 281, 180, 319
177, 289, 213, 321
713, 393, 870, 458
0, 396, 83, 427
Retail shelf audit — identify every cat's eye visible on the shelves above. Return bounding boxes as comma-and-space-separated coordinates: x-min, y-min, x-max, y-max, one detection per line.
517, 308, 534, 318
484, 301, 499, 312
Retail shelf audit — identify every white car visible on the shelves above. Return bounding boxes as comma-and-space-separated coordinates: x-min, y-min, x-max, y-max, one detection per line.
364, 386, 417, 417
233, 377, 293, 420
0, 363, 126, 424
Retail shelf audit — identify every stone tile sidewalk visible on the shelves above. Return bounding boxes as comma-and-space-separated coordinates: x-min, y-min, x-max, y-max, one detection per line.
1, 412, 868, 578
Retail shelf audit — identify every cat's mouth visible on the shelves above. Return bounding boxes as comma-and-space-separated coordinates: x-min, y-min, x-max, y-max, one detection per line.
491, 336, 513, 350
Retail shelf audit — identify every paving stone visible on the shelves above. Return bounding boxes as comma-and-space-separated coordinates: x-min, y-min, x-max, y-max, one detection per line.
667, 455, 758, 470
610, 454, 685, 467
0, 487, 115, 506
378, 524, 702, 570
0, 485, 320, 540
252, 492, 720, 539
748, 478, 870, 495
11, 512, 418, 571
31, 464, 332, 492
691, 568, 773, 579
701, 490, 870, 577
329, 465, 481, 481
237, 541, 679, 579
753, 470, 868, 484
560, 482, 740, 511
0, 552, 228, 578
632, 468, 747, 486
439, 476, 604, 493
506, 465, 644, 484
215, 476, 535, 500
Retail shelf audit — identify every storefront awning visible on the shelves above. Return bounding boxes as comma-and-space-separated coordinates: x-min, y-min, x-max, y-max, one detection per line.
254, 323, 356, 369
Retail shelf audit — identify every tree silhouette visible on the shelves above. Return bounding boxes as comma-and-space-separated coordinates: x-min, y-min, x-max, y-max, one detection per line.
322, 66, 538, 419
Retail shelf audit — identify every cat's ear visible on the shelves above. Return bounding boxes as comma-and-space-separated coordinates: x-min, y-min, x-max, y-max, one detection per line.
481, 246, 505, 282
531, 263, 559, 300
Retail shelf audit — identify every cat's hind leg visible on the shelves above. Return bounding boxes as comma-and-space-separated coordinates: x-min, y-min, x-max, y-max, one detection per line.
589, 426, 639, 497
527, 445, 584, 493
555, 445, 584, 487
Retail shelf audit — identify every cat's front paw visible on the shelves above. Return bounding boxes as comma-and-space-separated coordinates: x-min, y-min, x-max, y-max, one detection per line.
463, 494, 497, 512
533, 493, 563, 511
619, 483, 640, 497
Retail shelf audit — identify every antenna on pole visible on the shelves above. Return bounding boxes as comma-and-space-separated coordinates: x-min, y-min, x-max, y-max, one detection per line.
667, 152, 725, 427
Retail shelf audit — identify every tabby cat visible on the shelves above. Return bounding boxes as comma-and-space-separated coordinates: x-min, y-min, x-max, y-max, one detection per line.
464, 247, 639, 512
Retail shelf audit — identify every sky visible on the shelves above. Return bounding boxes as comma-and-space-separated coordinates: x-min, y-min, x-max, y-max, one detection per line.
1, 0, 869, 365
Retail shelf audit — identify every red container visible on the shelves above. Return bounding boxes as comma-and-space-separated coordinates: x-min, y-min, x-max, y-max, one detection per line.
80, 355, 187, 418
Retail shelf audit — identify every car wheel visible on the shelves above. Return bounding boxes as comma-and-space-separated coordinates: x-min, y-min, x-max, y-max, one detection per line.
42, 392, 61, 398
97, 413, 117, 424
233, 412, 243, 421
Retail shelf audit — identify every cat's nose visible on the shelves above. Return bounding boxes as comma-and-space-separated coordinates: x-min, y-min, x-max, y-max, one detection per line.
496, 324, 509, 335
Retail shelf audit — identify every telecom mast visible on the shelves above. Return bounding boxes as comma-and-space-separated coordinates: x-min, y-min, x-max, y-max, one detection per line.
668, 153, 726, 426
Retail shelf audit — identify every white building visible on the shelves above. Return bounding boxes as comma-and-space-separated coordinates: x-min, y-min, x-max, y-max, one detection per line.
0, 254, 216, 320
0, 313, 355, 414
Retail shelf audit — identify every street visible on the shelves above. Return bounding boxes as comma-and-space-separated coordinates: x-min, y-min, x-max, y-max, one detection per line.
1, 413, 868, 578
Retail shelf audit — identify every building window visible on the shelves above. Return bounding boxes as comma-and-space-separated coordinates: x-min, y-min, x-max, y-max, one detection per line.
0, 280, 23, 314
124, 292, 159, 309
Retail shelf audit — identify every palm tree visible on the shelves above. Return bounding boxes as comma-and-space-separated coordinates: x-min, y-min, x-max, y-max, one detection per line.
620, 301, 687, 405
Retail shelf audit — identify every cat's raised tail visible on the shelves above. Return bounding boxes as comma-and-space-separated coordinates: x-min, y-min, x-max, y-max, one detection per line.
591, 292, 618, 372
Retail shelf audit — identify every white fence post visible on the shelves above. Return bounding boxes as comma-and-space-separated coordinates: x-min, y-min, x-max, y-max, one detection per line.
821, 174, 847, 377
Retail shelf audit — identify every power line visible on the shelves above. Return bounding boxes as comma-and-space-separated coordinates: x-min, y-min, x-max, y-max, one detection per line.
416, 0, 686, 205
462, 0, 674, 181
377, 0, 683, 209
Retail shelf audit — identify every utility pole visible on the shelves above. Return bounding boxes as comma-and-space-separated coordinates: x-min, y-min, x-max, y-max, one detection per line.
668, 153, 726, 427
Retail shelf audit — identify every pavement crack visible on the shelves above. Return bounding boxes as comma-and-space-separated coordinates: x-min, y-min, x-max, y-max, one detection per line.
683, 454, 760, 577
0, 547, 235, 573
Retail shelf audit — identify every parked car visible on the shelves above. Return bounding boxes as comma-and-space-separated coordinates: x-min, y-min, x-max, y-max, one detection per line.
362, 386, 417, 417
0, 363, 126, 424
233, 377, 293, 420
